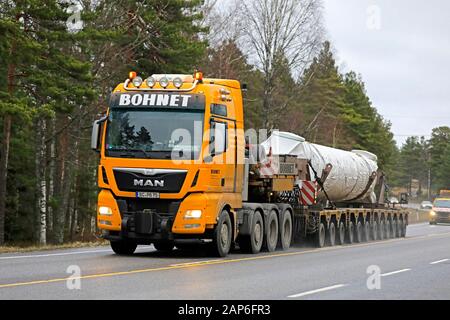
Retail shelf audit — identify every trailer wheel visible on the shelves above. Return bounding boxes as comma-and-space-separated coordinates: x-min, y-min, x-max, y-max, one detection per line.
355, 221, 363, 243
239, 210, 264, 254
110, 241, 137, 255
363, 221, 370, 242
371, 221, 379, 241
400, 219, 407, 237
397, 219, 403, 237
279, 211, 293, 251
346, 221, 354, 244
316, 222, 326, 248
391, 219, 398, 238
337, 221, 346, 245
153, 241, 175, 252
378, 220, 385, 240
327, 222, 336, 247
385, 219, 391, 239
264, 210, 279, 252
212, 210, 232, 257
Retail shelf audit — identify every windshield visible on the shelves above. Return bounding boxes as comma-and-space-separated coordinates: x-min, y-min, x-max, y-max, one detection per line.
105, 108, 204, 160
434, 200, 450, 208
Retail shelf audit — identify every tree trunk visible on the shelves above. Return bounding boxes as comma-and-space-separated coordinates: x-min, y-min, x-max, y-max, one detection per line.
35, 119, 47, 246
0, 115, 12, 245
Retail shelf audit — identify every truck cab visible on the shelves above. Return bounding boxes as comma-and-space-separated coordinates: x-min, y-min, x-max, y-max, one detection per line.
91, 72, 245, 256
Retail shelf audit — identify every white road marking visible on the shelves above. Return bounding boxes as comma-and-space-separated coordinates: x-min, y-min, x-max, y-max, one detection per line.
288, 284, 348, 298
381, 268, 411, 277
0, 247, 153, 260
430, 259, 449, 265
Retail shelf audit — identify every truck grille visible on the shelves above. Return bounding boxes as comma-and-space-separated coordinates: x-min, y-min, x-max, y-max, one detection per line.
113, 168, 187, 193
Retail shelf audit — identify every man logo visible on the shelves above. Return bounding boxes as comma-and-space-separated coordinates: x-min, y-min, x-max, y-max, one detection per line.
134, 179, 164, 187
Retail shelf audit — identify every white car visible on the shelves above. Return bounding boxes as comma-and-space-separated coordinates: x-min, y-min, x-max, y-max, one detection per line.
420, 201, 433, 210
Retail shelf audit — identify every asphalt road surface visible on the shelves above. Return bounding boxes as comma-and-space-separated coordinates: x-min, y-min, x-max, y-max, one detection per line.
1, 222, 449, 300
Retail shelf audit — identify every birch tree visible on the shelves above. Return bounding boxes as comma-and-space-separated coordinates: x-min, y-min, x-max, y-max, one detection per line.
240, 0, 323, 128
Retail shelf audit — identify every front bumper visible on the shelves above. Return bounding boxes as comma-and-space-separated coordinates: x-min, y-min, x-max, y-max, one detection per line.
430, 212, 450, 223
97, 190, 210, 243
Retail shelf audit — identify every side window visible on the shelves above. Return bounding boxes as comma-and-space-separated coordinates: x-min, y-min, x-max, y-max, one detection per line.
210, 120, 228, 156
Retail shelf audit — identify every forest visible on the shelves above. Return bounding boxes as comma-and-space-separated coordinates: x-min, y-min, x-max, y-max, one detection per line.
0, 0, 449, 246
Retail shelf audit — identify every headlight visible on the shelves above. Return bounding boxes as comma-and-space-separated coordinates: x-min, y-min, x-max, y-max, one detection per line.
173, 77, 183, 88
184, 209, 202, 219
132, 76, 143, 87
430, 211, 436, 216
146, 77, 156, 87
98, 206, 113, 216
159, 76, 169, 88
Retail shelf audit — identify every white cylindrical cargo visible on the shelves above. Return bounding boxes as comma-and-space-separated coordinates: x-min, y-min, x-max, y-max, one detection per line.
261, 131, 378, 203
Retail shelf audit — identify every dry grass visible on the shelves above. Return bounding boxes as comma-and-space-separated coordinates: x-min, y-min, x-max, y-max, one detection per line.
0, 240, 108, 254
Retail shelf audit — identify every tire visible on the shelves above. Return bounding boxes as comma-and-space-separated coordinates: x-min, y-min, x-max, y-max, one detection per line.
212, 210, 232, 257
327, 221, 336, 247
337, 220, 346, 245
279, 210, 293, 251
391, 220, 398, 238
379, 220, 385, 240
397, 219, 403, 238
316, 221, 326, 248
401, 219, 407, 237
385, 219, 391, 239
346, 221, 355, 244
355, 221, 363, 243
110, 241, 137, 255
363, 221, 370, 242
371, 220, 378, 241
264, 210, 279, 252
153, 241, 175, 252
239, 210, 264, 254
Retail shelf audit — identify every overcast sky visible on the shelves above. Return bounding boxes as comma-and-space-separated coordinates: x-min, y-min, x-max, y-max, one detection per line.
323, 0, 450, 146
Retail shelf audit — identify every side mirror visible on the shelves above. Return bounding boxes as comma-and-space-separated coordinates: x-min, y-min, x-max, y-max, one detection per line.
91, 116, 107, 152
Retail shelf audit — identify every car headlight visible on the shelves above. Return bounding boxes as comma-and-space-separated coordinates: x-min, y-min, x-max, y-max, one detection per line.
184, 209, 202, 219
98, 206, 113, 216
430, 211, 436, 216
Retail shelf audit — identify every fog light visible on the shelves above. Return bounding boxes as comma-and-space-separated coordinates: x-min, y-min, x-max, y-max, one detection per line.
99, 220, 112, 226
98, 206, 113, 216
430, 211, 436, 216
184, 224, 201, 229
184, 210, 202, 219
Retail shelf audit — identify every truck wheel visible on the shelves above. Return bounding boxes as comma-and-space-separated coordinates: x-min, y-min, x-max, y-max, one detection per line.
337, 220, 346, 245
239, 210, 264, 254
363, 221, 370, 242
110, 241, 137, 255
316, 222, 326, 248
212, 210, 232, 257
279, 211, 293, 251
355, 221, 363, 243
264, 210, 279, 252
327, 222, 336, 246
401, 220, 407, 237
153, 241, 175, 252
371, 221, 378, 241
346, 221, 354, 244
378, 220, 385, 240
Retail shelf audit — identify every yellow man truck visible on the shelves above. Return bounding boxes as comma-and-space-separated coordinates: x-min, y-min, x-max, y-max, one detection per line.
91, 72, 409, 257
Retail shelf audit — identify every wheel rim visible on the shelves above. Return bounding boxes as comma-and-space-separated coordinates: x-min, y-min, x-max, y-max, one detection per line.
269, 219, 277, 244
254, 222, 262, 246
339, 223, 345, 244
220, 223, 229, 249
356, 222, 362, 242
319, 224, 326, 247
329, 223, 336, 246
364, 223, 370, 242
379, 222, 384, 240
385, 222, 390, 238
348, 224, 354, 243
283, 216, 292, 247
373, 222, 378, 240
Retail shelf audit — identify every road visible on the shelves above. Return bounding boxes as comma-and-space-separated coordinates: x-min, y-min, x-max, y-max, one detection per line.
0, 223, 449, 300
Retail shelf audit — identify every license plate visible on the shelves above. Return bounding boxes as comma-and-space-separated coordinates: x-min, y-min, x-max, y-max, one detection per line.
136, 192, 160, 199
